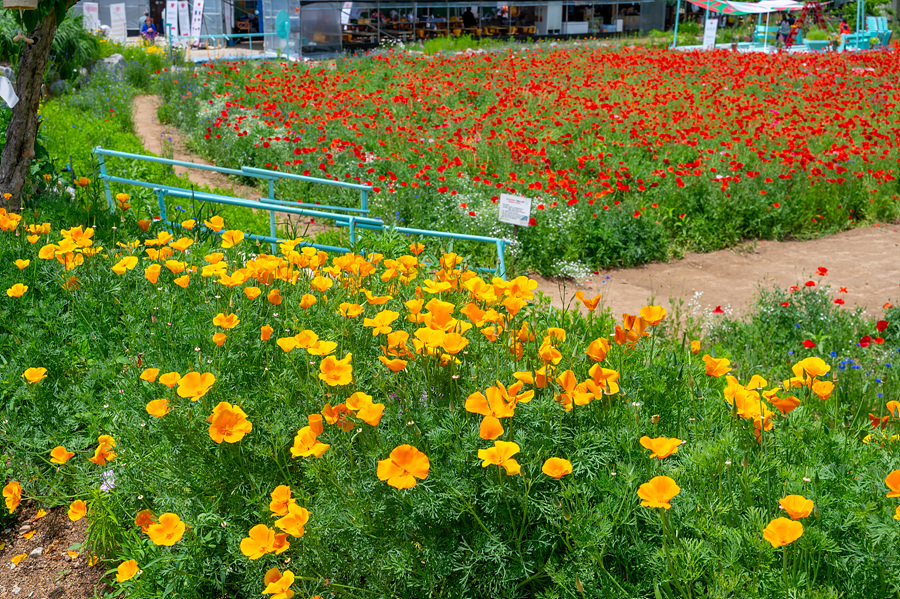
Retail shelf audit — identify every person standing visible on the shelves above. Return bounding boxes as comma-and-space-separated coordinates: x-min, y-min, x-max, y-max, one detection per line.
776, 15, 791, 43
840, 18, 851, 35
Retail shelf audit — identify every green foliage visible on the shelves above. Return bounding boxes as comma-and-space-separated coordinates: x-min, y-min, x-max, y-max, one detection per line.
806, 28, 831, 41
1, 205, 900, 597
0, 10, 99, 82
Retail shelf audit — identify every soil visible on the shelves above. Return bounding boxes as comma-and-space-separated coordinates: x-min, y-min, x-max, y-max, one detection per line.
534, 225, 900, 318
0, 503, 109, 599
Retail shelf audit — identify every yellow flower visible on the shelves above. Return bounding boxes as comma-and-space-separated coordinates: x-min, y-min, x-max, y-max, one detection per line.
541, 457, 573, 479
240, 524, 276, 559
146, 399, 170, 418
173, 274, 190, 288
762, 517, 803, 547
779, 495, 814, 520
262, 568, 296, 599
207, 402, 253, 443
177, 372, 216, 401
50, 446, 75, 464
377, 445, 430, 489
3, 480, 22, 513
637, 476, 680, 509
116, 559, 139, 582
146, 513, 186, 546
88, 435, 116, 465
318, 353, 353, 387
221, 230, 245, 248
111, 256, 139, 275
702, 354, 731, 377
275, 503, 310, 538
212, 312, 240, 329
22, 367, 47, 384
639, 436, 682, 459
68, 500, 87, 522
6, 283, 28, 297
478, 441, 521, 475
14, 259, 30, 269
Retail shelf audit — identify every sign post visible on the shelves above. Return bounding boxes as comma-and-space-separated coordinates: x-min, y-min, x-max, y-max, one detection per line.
83, 2, 100, 31
702, 17, 719, 49
498, 193, 532, 240
109, 3, 127, 42
190, 0, 205, 46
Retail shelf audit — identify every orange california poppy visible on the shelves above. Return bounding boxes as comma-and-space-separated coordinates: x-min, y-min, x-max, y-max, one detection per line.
116, 559, 139, 583
134, 509, 156, 533
262, 568, 296, 598
240, 524, 276, 559
88, 435, 116, 465
159, 371, 181, 388
542, 457, 573, 479
244, 286, 262, 300
639, 305, 667, 326
176, 372, 215, 401
212, 312, 240, 329
575, 290, 602, 311
318, 353, 353, 387
290, 426, 330, 458
269, 485, 294, 517
885, 469, 900, 498
3, 480, 22, 513
267, 289, 283, 305
779, 495, 814, 520
585, 337, 610, 362
702, 354, 731, 377
207, 402, 253, 444
220, 230, 245, 248
378, 356, 408, 372
478, 441, 521, 475
637, 476, 680, 509
146, 513, 185, 546
22, 367, 47, 384
639, 436, 682, 459
68, 499, 87, 522
762, 517, 803, 547
275, 503, 310, 538
111, 256, 139, 275
140, 368, 160, 383
173, 275, 189, 288
377, 445, 430, 489
50, 446, 75, 464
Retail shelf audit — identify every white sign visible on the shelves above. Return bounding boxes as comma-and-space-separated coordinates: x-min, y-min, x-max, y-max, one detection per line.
82, 2, 100, 32
341, 1, 352, 25
702, 17, 719, 49
0, 76, 18, 109
190, 0, 205, 43
166, 1, 179, 36
178, 1, 191, 38
498, 193, 532, 227
109, 3, 127, 42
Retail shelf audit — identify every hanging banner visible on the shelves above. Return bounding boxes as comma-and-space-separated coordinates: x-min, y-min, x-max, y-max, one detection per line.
82, 2, 100, 32
0, 76, 19, 109
109, 3, 127, 42
178, 0, 191, 39
341, 1, 352, 25
702, 17, 719, 48
190, 0, 205, 43
166, 0, 179, 37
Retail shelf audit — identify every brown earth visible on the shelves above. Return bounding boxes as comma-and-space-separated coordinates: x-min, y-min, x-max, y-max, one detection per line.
0, 504, 109, 599
535, 225, 900, 318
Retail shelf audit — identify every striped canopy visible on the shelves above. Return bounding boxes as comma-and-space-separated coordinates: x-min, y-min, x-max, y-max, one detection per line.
686, 0, 804, 14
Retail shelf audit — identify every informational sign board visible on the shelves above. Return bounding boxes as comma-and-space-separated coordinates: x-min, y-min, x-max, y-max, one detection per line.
82, 2, 100, 32
702, 18, 719, 49
166, 0, 179, 37
498, 193, 532, 227
190, 0, 205, 42
109, 3, 127, 42
178, 1, 191, 39
340, 1, 351, 25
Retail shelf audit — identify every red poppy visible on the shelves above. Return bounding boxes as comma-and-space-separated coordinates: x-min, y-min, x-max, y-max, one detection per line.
712, 306, 724, 314
876, 320, 889, 332
802, 340, 816, 349
859, 336, 872, 347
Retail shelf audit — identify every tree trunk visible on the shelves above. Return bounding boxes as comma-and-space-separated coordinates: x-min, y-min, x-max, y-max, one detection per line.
0, 9, 58, 213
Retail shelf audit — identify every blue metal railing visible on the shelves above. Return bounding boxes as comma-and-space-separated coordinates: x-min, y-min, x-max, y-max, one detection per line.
92, 147, 507, 277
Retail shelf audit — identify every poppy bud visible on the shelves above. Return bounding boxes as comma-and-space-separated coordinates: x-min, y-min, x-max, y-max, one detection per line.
651, 414, 660, 424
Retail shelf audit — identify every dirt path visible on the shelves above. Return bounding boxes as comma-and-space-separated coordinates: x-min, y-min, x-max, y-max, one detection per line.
536, 225, 900, 318
132, 96, 899, 319
132, 95, 325, 235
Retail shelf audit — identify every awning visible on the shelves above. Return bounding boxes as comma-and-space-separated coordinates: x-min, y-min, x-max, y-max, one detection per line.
685, 0, 804, 14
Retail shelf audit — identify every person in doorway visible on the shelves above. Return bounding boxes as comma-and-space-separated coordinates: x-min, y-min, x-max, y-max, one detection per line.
776, 14, 792, 43
839, 18, 851, 35
141, 15, 158, 41
138, 10, 150, 31
462, 8, 477, 28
